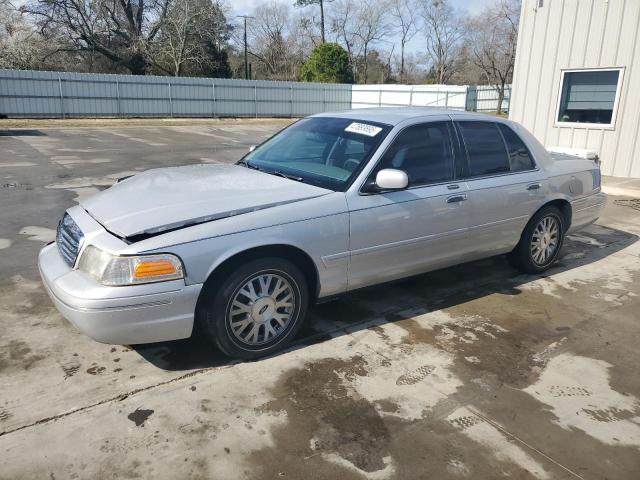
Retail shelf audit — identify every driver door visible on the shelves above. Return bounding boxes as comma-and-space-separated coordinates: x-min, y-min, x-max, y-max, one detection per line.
346, 119, 471, 290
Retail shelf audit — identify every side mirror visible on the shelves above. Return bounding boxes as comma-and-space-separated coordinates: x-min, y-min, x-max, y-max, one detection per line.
249, 145, 256, 152
375, 168, 409, 191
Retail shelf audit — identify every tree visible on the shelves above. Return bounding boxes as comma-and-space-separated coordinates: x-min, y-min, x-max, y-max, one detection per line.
0, 1, 54, 70
389, 0, 419, 83
23, 0, 173, 75
294, 0, 333, 44
299, 42, 353, 83
153, 0, 231, 77
466, 0, 520, 113
248, 1, 295, 79
422, 0, 464, 84
329, 0, 358, 78
353, 0, 391, 83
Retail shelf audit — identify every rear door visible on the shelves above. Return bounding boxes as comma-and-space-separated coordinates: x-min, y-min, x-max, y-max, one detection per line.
454, 120, 545, 258
346, 119, 471, 290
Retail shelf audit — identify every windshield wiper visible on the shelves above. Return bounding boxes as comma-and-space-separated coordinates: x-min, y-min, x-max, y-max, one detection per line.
268, 170, 303, 182
238, 159, 261, 170
239, 161, 303, 182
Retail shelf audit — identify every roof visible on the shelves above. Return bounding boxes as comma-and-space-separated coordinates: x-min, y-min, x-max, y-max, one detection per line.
312, 107, 499, 126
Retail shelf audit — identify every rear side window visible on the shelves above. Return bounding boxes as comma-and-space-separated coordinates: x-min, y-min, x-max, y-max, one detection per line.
457, 121, 510, 177
375, 122, 454, 186
498, 124, 535, 172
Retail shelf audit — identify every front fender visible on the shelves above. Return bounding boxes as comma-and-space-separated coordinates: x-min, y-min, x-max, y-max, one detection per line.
150, 212, 351, 299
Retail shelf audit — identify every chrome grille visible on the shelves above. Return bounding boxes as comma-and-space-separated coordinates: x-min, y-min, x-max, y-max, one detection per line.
56, 213, 84, 267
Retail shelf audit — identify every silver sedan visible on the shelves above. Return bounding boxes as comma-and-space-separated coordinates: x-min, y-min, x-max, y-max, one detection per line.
39, 108, 606, 359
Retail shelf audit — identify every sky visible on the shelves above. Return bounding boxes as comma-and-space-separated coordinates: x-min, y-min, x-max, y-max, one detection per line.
228, 0, 497, 60
229, 0, 495, 17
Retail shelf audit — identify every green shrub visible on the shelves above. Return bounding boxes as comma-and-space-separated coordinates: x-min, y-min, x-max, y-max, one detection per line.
299, 43, 353, 84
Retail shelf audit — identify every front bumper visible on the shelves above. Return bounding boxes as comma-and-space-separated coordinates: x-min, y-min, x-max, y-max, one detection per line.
38, 243, 202, 345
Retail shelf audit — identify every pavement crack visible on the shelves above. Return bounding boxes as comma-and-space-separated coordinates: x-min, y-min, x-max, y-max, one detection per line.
0, 364, 234, 439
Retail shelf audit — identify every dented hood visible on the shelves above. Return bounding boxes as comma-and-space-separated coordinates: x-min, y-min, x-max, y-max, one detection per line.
80, 164, 331, 238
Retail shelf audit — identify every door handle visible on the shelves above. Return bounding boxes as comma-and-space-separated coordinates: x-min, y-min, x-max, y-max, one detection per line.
447, 184, 460, 190
527, 183, 542, 191
446, 194, 467, 203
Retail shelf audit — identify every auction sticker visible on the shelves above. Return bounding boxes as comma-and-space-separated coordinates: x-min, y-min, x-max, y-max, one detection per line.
345, 122, 383, 137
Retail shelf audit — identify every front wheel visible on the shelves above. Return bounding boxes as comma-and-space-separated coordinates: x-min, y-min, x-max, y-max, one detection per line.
199, 257, 308, 360
508, 206, 565, 274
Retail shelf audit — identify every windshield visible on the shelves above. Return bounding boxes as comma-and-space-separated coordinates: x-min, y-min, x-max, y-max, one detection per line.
240, 117, 392, 191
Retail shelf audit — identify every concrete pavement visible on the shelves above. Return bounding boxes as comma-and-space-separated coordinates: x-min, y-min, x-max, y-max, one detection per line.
1, 123, 639, 479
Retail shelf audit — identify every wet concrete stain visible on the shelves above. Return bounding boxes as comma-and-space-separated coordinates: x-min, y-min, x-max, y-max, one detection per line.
1, 339, 46, 372
127, 408, 154, 427
0, 408, 11, 421
86, 365, 106, 375
61, 362, 80, 379
583, 407, 638, 422
250, 356, 390, 479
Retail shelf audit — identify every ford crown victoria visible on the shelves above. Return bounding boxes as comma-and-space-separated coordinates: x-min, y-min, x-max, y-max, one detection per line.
39, 108, 606, 359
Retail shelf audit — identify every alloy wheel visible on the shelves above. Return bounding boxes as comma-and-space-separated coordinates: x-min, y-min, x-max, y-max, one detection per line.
227, 272, 296, 346
530, 215, 560, 265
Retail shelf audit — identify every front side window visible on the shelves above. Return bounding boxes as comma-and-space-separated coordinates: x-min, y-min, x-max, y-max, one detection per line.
242, 117, 391, 191
557, 69, 622, 126
457, 121, 510, 177
373, 122, 455, 187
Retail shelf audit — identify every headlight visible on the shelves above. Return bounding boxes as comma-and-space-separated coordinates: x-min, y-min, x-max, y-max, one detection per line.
77, 245, 184, 286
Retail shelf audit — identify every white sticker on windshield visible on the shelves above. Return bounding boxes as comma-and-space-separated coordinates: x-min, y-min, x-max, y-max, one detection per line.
345, 122, 383, 137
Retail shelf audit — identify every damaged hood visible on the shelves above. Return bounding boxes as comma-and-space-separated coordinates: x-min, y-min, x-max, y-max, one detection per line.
80, 164, 331, 238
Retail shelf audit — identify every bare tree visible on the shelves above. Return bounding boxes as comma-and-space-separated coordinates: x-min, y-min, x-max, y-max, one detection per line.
247, 1, 297, 79
22, 0, 174, 75
353, 0, 391, 83
294, 0, 334, 43
392, 51, 428, 83
466, 0, 520, 114
389, 0, 419, 83
153, 0, 230, 76
329, 0, 359, 77
422, 0, 464, 84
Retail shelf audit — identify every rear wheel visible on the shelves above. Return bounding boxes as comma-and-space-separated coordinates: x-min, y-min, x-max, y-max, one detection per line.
508, 206, 565, 274
199, 257, 308, 360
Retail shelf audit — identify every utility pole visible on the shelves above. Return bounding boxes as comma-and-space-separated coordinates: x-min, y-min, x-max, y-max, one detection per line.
237, 15, 254, 80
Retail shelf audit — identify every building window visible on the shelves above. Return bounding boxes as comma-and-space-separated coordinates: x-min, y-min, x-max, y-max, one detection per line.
556, 68, 623, 128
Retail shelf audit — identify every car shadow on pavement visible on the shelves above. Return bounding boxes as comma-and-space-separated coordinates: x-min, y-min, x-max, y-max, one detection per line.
133, 223, 637, 371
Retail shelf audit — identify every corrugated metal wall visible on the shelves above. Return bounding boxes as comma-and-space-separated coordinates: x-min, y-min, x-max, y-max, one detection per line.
510, 0, 640, 177
0, 69, 352, 119
0, 69, 511, 120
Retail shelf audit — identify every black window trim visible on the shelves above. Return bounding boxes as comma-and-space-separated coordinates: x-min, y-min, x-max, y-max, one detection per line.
453, 120, 539, 181
358, 119, 459, 195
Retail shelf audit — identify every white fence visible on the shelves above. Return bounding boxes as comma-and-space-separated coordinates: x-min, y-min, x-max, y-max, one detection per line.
0, 69, 510, 118
352, 84, 511, 112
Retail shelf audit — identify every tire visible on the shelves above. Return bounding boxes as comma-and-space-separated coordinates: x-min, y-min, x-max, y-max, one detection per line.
198, 257, 308, 360
508, 205, 565, 274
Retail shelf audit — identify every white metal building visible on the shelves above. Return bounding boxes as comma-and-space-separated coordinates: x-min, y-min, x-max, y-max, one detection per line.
509, 0, 640, 177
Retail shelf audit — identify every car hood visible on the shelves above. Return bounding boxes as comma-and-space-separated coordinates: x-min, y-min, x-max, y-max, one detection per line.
80, 164, 331, 238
